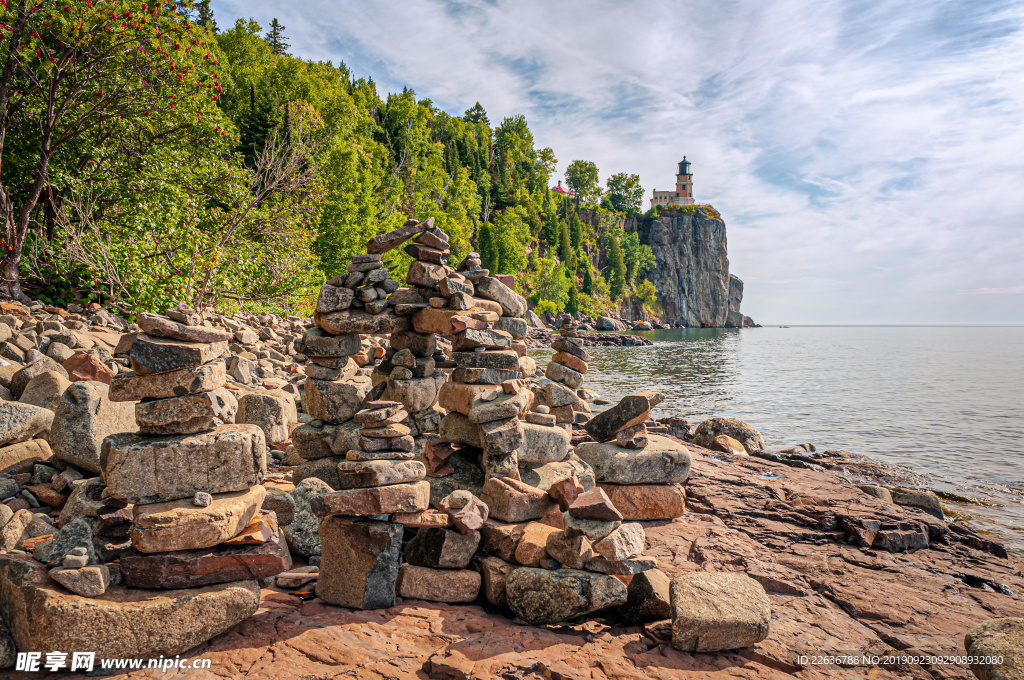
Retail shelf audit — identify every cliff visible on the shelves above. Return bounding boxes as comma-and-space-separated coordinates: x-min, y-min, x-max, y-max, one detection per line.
647, 210, 737, 327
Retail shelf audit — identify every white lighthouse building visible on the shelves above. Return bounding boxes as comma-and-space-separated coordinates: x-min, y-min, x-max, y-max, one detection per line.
650, 157, 695, 208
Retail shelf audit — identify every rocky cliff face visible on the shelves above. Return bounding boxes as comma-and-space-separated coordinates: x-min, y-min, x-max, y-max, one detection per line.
647, 211, 734, 327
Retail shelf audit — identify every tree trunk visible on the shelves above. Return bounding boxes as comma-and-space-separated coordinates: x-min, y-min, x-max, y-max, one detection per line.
0, 249, 27, 303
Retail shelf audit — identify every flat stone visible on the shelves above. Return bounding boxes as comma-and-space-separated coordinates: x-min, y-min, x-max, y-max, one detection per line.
575, 435, 692, 484
0, 402, 53, 448
134, 387, 238, 435
101, 425, 267, 504
312, 481, 430, 516
354, 402, 404, 425
404, 243, 449, 264
130, 485, 265, 553
367, 219, 426, 254
396, 565, 480, 603
438, 412, 484, 448
50, 381, 135, 474
301, 327, 362, 357
411, 307, 466, 335
568, 487, 623, 521
0, 439, 52, 475
315, 309, 409, 335
551, 351, 588, 374
304, 376, 372, 423
592, 522, 645, 560
492, 316, 528, 339
347, 447, 416, 461
468, 388, 531, 424
129, 335, 227, 375
223, 509, 277, 545
451, 328, 512, 352
438, 382, 501, 416
120, 523, 290, 588
551, 336, 590, 361
545, 530, 593, 569
316, 285, 355, 314
316, 517, 402, 609
389, 331, 437, 358
358, 433, 414, 453
584, 395, 652, 442
474, 277, 527, 317
480, 476, 555, 523
519, 454, 596, 493
0, 554, 260, 659
393, 510, 450, 528
452, 367, 522, 385
404, 527, 480, 569
109, 362, 226, 402
50, 564, 111, 597
361, 422, 412, 437
452, 350, 521, 371
670, 572, 772, 652
545, 361, 584, 389
598, 484, 686, 520
336, 460, 425, 489
586, 555, 658, 575
514, 521, 560, 566
964, 617, 1024, 680
505, 567, 627, 625
518, 421, 570, 463
136, 313, 232, 344
292, 420, 361, 460
563, 512, 621, 543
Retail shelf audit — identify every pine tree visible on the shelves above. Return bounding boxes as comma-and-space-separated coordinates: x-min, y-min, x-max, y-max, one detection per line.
195, 0, 217, 33
607, 236, 626, 299
565, 279, 579, 315
265, 18, 290, 55
239, 86, 283, 167
464, 102, 489, 126
582, 266, 593, 295
569, 211, 583, 249
557, 219, 574, 269
542, 205, 560, 252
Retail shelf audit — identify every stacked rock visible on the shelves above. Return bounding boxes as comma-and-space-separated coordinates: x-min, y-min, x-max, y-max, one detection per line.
575, 392, 689, 522
321, 253, 399, 316
396, 489, 488, 604
455, 251, 488, 282
540, 317, 592, 428
102, 312, 288, 589
313, 401, 430, 609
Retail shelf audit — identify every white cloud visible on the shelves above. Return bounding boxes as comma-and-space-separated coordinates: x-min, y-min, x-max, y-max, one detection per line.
211, 0, 1024, 323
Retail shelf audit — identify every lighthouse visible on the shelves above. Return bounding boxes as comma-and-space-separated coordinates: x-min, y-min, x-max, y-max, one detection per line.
650, 156, 696, 208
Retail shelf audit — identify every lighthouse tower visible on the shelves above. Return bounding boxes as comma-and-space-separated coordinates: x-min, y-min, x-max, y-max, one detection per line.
650, 156, 696, 208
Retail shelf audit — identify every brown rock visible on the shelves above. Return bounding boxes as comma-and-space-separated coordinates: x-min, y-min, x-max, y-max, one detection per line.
568, 487, 624, 522
514, 522, 560, 566
367, 219, 426, 254
670, 572, 771, 652
404, 527, 480, 569
134, 387, 238, 435
598, 484, 686, 520
130, 485, 266, 553
479, 520, 529, 562
393, 510, 450, 528
315, 309, 410, 336
616, 423, 649, 449
108, 362, 226, 402
545, 530, 593, 569
128, 335, 227, 376
709, 434, 747, 456
316, 517, 402, 609
62, 352, 114, 384
621, 569, 673, 622
311, 481, 430, 516
440, 494, 489, 533
548, 476, 585, 511
544, 361, 584, 389
335, 460, 426, 489
551, 351, 588, 374
0, 439, 52, 474
396, 565, 480, 603
477, 555, 514, 607
584, 394, 652, 442
437, 381, 501, 415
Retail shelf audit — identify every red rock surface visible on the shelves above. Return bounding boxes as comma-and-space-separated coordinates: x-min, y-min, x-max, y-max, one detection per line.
27, 443, 1024, 680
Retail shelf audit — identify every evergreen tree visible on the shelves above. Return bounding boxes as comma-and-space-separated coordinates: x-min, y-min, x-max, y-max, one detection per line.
265, 18, 290, 55
239, 86, 283, 167
542, 204, 560, 251
582, 266, 594, 295
464, 102, 490, 125
565, 278, 579, 315
607, 236, 626, 299
569, 211, 583, 249
557, 219, 574, 269
196, 0, 218, 33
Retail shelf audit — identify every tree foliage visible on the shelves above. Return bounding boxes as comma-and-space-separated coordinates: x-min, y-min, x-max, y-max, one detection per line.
564, 159, 600, 205
606, 172, 643, 212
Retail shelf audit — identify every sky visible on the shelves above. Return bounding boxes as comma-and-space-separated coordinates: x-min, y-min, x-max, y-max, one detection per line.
210, 0, 1024, 325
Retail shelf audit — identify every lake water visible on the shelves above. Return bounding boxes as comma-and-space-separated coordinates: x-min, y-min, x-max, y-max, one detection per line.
532, 326, 1024, 553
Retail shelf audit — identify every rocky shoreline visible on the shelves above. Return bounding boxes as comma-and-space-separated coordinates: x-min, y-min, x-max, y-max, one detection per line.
525, 327, 653, 348
0, 218, 1019, 680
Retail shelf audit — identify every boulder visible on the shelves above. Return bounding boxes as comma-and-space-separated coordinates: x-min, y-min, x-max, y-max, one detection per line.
505, 568, 627, 625
575, 435, 691, 484
315, 309, 409, 335
474, 277, 527, 317
0, 555, 259, 659
101, 425, 266, 504
301, 327, 362, 357
10, 357, 68, 399
128, 335, 227, 376
18, 370, 71, 409
236, 391, 297, 444
49, 381, 135, 474
964, 617, 1024, 680
0, 439, 52, 473
519, 454, 596, 492
0, 402, 54, 448
598, 484, 686, 520
303, 376, 372, 423
692, 417, 765, 454
316, 517, 402, 609
669, 572, 771, 652
134, 387, 238, 435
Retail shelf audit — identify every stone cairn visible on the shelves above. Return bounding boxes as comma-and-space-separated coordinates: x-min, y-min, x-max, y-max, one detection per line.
102, 309, 288, 591
540, 316, 592, 427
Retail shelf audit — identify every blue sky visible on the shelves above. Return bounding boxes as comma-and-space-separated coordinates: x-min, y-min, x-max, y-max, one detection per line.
210, 0, 1024, 324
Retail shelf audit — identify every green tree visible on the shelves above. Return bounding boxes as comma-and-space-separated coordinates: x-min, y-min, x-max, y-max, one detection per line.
582, 265, 593, 295
635, 279, 661, 316
568, 211, 583, 250
196, 0, 218, 33
529, 258, 570, 309
565, 160, 600, 205
463, 101, 489, 125
240, 86, 284, 167
0, 0, 221, 301
479, 207, 529, 275
565, 278, 579, 315
607, 235, 626, 299
557, 218, 574, 269
265, 18, 289, 55
618, 230, 656, 284
606, 172, 644, 212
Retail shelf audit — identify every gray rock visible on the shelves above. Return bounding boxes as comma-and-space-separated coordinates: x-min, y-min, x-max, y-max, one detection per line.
669, 572, 771, 652
134, 387, 238, 435
283, 477, 333, 556
129, 335, 227, 376
518, 421, 569, 463
964, 617, 1024, 680
692, 417, 765, 454
505, 567, 628, 625
592, 522, 645, 560
425, 449, 485, 509
890, 487, 945, 520
46, 517, 103, 567
109, 363, 227, 402
18, 370, 71, 409
10, 357, 68, 399
404, 527, 480, 569
301, 327, 361, 357
236, 391, 296, 445
620, 569, 673, 622
136, 313, 232, 344
316, 517, 402, 609
0, 402, 54, 448
304, 377, 372, 423
50, 381, 135, 474
292, 420, 361, 460
519, 454, 596, 493
575, 435, 691, 485
474, 277, 527, 317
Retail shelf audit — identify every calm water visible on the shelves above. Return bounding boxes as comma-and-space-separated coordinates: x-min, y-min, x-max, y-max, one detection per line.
533, 326, 1024, 553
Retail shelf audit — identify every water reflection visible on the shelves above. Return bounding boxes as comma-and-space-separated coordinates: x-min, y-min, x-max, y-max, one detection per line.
532, 326, 1024, 552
